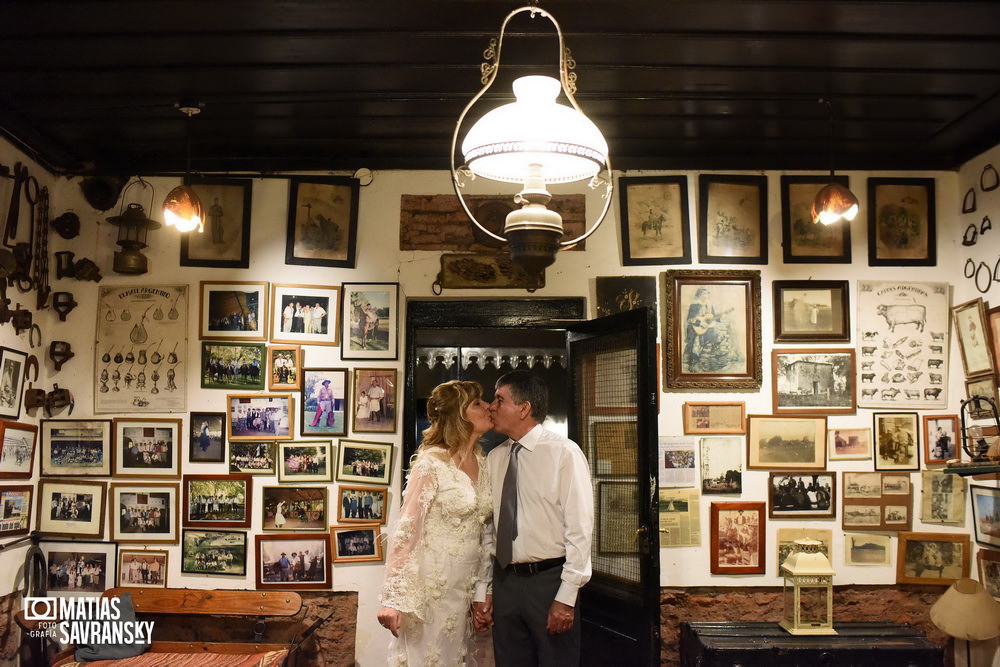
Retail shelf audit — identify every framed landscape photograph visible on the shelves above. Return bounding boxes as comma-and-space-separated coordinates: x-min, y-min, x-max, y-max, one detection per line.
198, 280, 268, 341
188, 411, 225, 463
40, 539, 117, 597
896, 531, 969, 585
300, 368, 349, 437
923, 414, 958, 465
262, 485, 328, 531
341, 282, 399, 360
113, 417, 182, 479
227, 393, 293, 441
867, 177, 936, 266
277, 440, 333, 483
845, 533, 891, 566
336, 439, 393, 485
256, 533, 332, 589
200, 341, 266, 391
118, 549, 168, 588
0, 484, 32, 536
828, 427, 872, 461
40, 419, 112, 476
768, 471, 836, 519
697, 174, 767, 264
284, 175, 359, 268
772, 348, 856, 414
699, 436, 742, 494
618, 175, 692, 265
972, 485, 1000, 548
779, 175, 852, 263
36, 479, 106, 538
682, 402, 745, 434
331, 524, 383, 563
337, 485, 387, 525
0, 346, 27, 419
873, 412, 920, 471
109, 482, 179, 544
953, 297, 995, 378
709, 501, 765, 575
746, 415, 827, 470
268, 345, 302, 391
229, 441, 277, 475
182, 474, 252, 528
270, 284, 341, 347
352, 368, 398, 434
772, 280, 850, 343
181, 529, 247, 576
0, 420, 36, 479
182, 177, 252, 268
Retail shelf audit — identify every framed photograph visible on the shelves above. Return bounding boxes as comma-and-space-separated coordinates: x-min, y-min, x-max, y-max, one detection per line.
285, 175, 359, 268
709, 501, 765, 575
40, 539, 117, 597
772, 348, 856, 415
227, 393, 293, 441
595, 276, 658, 318
181, 528, 247, 576
953, 298, 996, 378
182, 177, 252, 268
842, 471, 913, 532
988, 305, 1000, 378
844, 533, 892, 566
977, 549, 1000, 599
920, 470, 965, 525
118, 549, 168, 588
109, 482, 179, 544
336, 439, 393, 486
337, 485, 388, 525
0, 420, 37, 479
867, 177, 936, 266
182, 474, 252, 528
965, 376, 999, 419
873, 412, 920, 471
589, 418, 637, 476
0, 346, 27, 419
198, 280, 268, 341
229, 441, 277, 475
768, 471, 836, 519
40, 419, 112, 476
777, 528, 832, 571
772, 280, 850, 343
0, 484, 32, 536
352, 368, 398, 434
597, 481, 640, 554
201, 341, 266, 391
342, 282, 400, 360
828, 427, 872, 461
189, 411, 225, 463
36, 479, 107, 538
262, 485, 328, 531
256, 533, 332, 588
268, 345, 302, 391
699, 436, 742, 494
270, 284, 341, 347
618, 175, 692, 265
779, 175, 853, 263
682, 402, 745, 434
113, 417, 182, 479
697, 174, 767, 264
331, 524, 383, 563
662, 269, 762, 391
923, 415, 958, 465
301, 368, 349, 437
277, 440, 333, 483
896, 531, 969, 585
972, 485, 1000, 548
746, 415, 827, 470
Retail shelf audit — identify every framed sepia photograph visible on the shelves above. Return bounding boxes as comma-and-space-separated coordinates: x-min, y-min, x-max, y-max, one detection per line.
36, 478, 107, 538
200, 341, 266, 391
699, 436, 742, 494
262, 485, 328, 531
227, 393, 293, 441
779, 175, 853, 263
182, 474, 252, 528
336, 439, 393, 486
746, 415, 827, 470
873, 412, 920, 471
189, 411, 225, 463
0, 346, 27, 419
300, 368, 349, 437
977, 548, 1000, 600
182, 178, 252, 268
971, 485, 1000, 548
844, 533, 891, 566
710, 501, 765, 575
0, 484, 32, 536
662, 269, 762, 391
776, 528, 832, 571
256, 533, 332, 588
118, 549, 168, 588
198, 280, 268, 341
109, 482, 179, 545
337, 485, 387, 525
589, 418, 636, 477
277, 440, 333, 483
0, 420, 37, 479
772, 348, 856, 415
341, 282, 399, 360
896, 531, 969, 586
181, 528, 247, 576
682, 402, 745, 434
268, 345, 302, 391
772, 280, 850, 343
920, 470, 965, 525
40, 419, 112, 476
697, 174, 767, 264
285, 175, 359, 268
618, 175, 692, 265
597, 481, 640, 555
113, 418, 182, 479
952, 297, 996, 378
923, 414, 958, 465
331, 524, 383, 563
768, 472, 836, 519
988, 305, 1000, 378
842, 471, 913, 532
270, 284, 341, 347
867, 177, 936, 266
828, 427, 872, 461
229, 441, 277, 475
40, 539, 117, 597
352, 368, 398, 434
965, 376, 999, 419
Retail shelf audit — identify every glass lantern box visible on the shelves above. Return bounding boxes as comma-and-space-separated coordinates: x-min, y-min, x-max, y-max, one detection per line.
779, 538, 837, 635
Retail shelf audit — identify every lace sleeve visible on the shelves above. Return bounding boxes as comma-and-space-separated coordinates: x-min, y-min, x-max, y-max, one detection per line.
379, 454, 439, 618
474, 454, 494, 594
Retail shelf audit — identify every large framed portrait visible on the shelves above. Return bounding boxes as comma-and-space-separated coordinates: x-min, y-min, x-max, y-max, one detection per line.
336, 439, 393, 486
112, 417, 182, 479
182, 177, 252, 268
200, 341, 266, 391
768, 471, 836, 519
352, 368, 398, 434
710, 501, 765, 575
268, 345, 302, 391
270, 284, 341, 347
697, 174, 767, 264
40, 539, 117, 597
118, 549, 168, 588
337, 485, 388, 525
873, 412, 920, 471
0, 420, 37, 479
341, 282, 400, 360
972, 485, 1000, 548
256, 533, 332, 589
923, 414, 958, 465
746, 415, 827, 470
772, 348, 856, 415
0, 346, 27, 419
867, 177, 936, 266
227, 393, 293, 441
188, 411, 225, 463
300, 368, 349, 437
284, 175, 359, 268
896, 532, 969, 586
779, 175, 853, 263
331, 524, 383, 563
198, 280, 268, 341
36, 479, 107, 538
277, 440, 333, 483
0, 484, 32, 536
261, 485, 328, 531
617, 175, 692, 265
828, 427, 872, 461
662, 269, 762, 391
682, 402, 745, 435
182, 474, 252, 528
40, 419, 112, 476
772, 280, 850, 343
109, 482, 179, 544
952, 297, 996, 378
229, 441, 277, 475
181, 528, 247, 576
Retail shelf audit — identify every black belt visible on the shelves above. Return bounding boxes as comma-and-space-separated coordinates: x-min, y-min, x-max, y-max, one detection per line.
506, 557, 565, 576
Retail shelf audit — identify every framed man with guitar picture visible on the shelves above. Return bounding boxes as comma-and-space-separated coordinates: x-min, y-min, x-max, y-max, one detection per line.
684, 287, 741, 373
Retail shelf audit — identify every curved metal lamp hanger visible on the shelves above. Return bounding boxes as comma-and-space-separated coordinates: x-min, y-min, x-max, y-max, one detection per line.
450, 5, 614, 250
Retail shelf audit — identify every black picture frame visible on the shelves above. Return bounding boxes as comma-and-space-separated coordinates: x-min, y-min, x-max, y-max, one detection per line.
285, 176, 359, 268
867, 177, 936, 266
697, 174, 767, 264
772, 280, 851, 343
779, 175, 852, 263
618, 175, 692, 265
181, 177, 253, 268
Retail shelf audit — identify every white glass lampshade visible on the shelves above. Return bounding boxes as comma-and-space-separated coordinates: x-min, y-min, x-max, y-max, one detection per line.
162, 185, 204, 233
461, 75, 608, 185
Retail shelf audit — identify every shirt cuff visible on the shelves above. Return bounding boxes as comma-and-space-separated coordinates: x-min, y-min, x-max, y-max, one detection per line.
473, 582, 488, 603
554, 580, 580, 607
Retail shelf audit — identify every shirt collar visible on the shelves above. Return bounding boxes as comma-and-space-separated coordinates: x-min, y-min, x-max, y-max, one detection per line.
509, 423, 542, 452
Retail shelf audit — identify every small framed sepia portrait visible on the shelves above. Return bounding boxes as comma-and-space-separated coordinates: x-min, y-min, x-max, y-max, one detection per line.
337, 485, 388, 525
113, 417, 182, 479
331, 524, 383, 563
336, 440, 393, 486
873, 412, 920, 471
40, 419, 113, 477
181, 528, 247, 577
256, 533, 332, 589
709, 501, 765, 575
922, 414, 958, 465
118, 549, 168, 588
0, 346, 28, 420
36, 479, 107, 538
952, 297, 996, 378
682, 402, 745, 435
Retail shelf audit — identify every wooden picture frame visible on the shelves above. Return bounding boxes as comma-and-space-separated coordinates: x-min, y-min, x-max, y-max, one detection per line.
767, 471, 836, 519
337, 485, 388, 525
181, 529, 247, 576
112, 417, 182, 479
39, 539, 117, 597
772, 348, 856, 415
229, 441, 277, 475
842, 471, 913, 532
352, 368, 398, 434
709, 501, 765, 574
182, 177, 252, 268
896, 531, 969, 585
182, 473, 252, 528
227, 393, 293, 441
118, 549, 168, 588
682, 402, 745, 434
988, 305, 1000, 379
268, 345, 302, 391
300, 368, 350, 437
589, 417, 637, 477
262, 485, 328, 531
198, 280, 269, 341
40, 419, 113, 476
828, 427, 872, 461
270, 284, 341, 347
0, 346, 27, 419
873, 412, 920, 471
341, 282, 400, 360
336, 439, 393, 486
972, 485, 1000, 548
331, 524, 383, 563
697, 174, 767, 264
965, 376, 999, 419
922, 414, 958, 465
618, 175, 692, 265
867, 177, 936, 266
662, 269, 762, 391
256, 533, 332, 588
952, 297, 996, 378
0, 484, 32, 536
285, 175, 359, 268
746, 415, 827, 470
188, 411, 226, 463
200, 341, 266, 391
772, 280, 850, 343
779, 175, 853, 263
108, 482, 180, 544
0, 420, 37, 479
36, 478, 107, 538
597, 481, 640, 554
977, 548, 1000, 599
277, 440, 334, 483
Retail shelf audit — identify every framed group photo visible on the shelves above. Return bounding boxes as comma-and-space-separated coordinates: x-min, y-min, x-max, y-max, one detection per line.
40, 419, 112, 477
0, 420, 37, 479
617, 175, 692, 265
353, 368, 398, 434
182, 474, 252, 528
341, 282, 399, 360
262, 485, 328, 531
779, 175, 853, 263
270, 284, 341, 347
182, 178, 252, 269
36, 478, 106, 538
767, 471, 836, 519
200, 341, 266, 391
198, 280, 268, 341
277, 440, 333, 483
867, 177, 936, 266
118, 549, 168, 588
284, 175, 359, 268
697, 175, 767, 264
337, 485, 387, 524
109, 482, 179, 544
336, 440, 393, 485
227, 393, 293, 441
300, 368, 349, 437
229, 441, 277, 475
256, 533, 332, 589
40, 539, 117, 598
181, 529, 247, 576
896, 531, 969, 585
331, 524, 383, 563
189, 411, 226, 463
772, 280, 850, 343
113, 418, 182, 479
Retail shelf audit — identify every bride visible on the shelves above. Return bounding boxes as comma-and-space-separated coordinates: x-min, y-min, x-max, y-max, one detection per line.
274, 500, 286, 529
377, 380, 493, 665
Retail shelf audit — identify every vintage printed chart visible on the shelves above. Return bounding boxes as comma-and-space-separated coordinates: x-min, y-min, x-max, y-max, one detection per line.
856, 281, 949, 409
95, 285, 188, 413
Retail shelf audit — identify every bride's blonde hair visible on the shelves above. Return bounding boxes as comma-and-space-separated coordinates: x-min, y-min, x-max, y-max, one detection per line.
417, 380, 484, 461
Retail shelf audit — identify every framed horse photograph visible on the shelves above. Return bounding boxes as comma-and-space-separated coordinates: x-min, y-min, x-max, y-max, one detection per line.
200, 342, 266, 391
269, 284, 341, 347
341, 282, 399, 360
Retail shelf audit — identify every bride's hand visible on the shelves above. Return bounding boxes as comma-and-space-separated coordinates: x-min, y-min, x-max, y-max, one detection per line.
377, 606, 402, 637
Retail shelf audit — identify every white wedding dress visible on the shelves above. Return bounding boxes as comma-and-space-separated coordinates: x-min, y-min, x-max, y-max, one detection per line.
380, 449, 492, 666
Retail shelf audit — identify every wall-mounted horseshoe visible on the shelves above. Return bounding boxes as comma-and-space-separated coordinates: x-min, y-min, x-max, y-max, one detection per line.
28, 323, 41, 349
975, 261, 992, 294
965, 258, 976, 279
963, 187, 977, 213
982, 163, 999, 192
982, 216, 993, 235
23, 355, 38, 384
963, 224, 979, 246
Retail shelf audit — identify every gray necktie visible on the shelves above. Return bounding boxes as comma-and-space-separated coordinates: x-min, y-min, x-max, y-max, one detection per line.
495, 442, 522, 568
